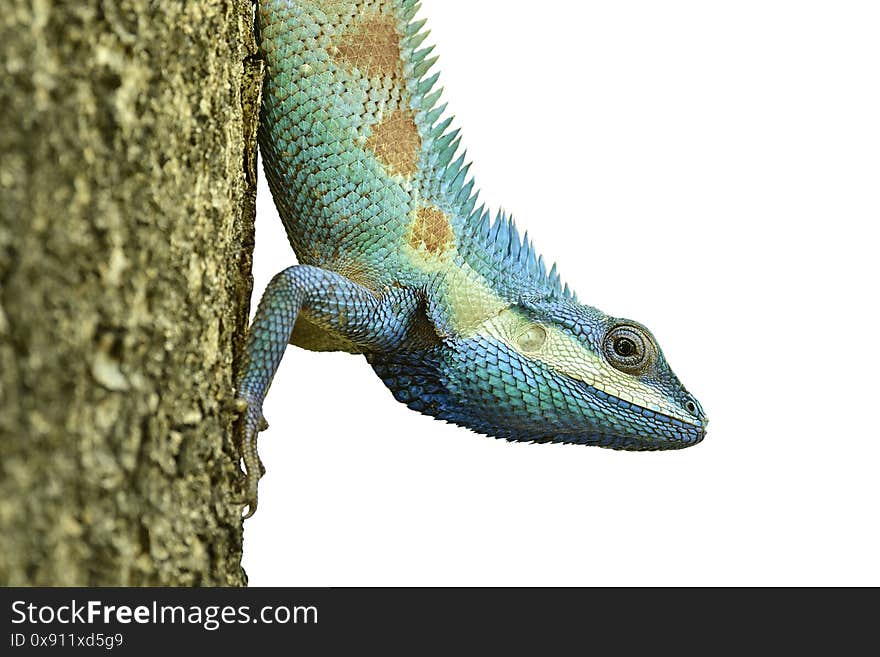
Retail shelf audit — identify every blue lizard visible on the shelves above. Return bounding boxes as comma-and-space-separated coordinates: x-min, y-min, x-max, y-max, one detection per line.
237, 0, 707, 517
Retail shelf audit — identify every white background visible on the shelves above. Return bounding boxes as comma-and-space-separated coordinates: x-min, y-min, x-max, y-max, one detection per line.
243, 0, 879, 586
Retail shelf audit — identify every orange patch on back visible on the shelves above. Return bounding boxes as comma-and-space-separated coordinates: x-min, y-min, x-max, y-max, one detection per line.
409, 205, 454, 254
333, 14, 402, 78
366, 109, 421, 178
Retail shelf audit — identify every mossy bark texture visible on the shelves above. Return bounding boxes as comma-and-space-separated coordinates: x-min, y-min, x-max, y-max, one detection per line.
0, 1, 261, 585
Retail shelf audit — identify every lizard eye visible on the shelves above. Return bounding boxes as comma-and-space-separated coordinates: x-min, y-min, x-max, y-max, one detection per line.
516, 325, 547, 352
603, 324, 655, 375
613, 337, 636, 357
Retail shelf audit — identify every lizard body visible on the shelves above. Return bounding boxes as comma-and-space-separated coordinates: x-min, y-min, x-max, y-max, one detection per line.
238, 0, 707, 517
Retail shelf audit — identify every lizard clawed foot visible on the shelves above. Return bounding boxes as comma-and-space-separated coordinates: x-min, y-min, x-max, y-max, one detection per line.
234, 394, 268, 519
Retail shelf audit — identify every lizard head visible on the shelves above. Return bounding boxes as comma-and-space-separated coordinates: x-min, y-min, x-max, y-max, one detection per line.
473, 295, 707, 449
370, 295, 707, 450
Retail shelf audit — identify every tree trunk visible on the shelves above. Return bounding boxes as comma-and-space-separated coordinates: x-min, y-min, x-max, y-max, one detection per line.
0, 0, 260, 585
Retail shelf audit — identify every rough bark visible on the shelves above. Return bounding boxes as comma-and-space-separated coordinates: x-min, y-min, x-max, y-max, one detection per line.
0, 0, 260, 585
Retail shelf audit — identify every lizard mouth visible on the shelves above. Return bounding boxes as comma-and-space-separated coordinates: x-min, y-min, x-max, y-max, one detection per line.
571, 379, 708, 450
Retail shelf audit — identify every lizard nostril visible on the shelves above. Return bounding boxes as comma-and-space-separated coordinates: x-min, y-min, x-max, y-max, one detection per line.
685, 400, 697, 415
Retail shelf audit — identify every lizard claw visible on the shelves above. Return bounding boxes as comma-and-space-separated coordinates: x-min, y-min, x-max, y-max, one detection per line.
227, 396, 249, 414
235, 394, 267, 519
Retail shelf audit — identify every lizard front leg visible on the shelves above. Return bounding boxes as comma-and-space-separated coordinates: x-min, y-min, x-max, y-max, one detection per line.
235, 264, 421, 518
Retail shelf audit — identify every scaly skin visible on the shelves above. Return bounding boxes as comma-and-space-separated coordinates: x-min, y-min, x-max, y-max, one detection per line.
237, 0, 708, 517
